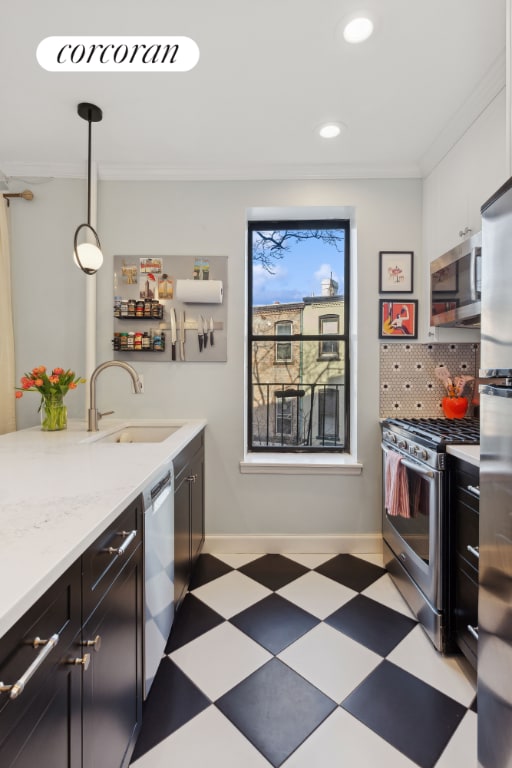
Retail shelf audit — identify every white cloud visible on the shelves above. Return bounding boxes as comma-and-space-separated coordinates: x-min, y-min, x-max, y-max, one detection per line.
314, 263, 339, 283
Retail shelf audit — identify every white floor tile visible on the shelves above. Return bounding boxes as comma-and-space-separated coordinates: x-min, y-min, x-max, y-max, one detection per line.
387, 625, 477, 707
170, 622, 272, 701
281, 708, 417, 768
361, 573, 416, 619
277, 571, 356, 619
212, 553, 264, 569
278, 623, 381, 703
283, 553, 336, 569
434, 710, 477, 767
131, 705, 272, 768
190, 570, 272, 618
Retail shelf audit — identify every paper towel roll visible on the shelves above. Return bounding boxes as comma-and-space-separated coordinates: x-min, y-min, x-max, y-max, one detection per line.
175, 279, 223, 304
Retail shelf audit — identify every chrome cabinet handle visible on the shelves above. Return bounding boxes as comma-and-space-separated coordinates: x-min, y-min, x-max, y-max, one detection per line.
467, 625, 479, 641
467, 484, 480, 498
104, 529, 137, 556
0, 633, 60, 699
466, 544, 480, 560
187, 474, 198, 483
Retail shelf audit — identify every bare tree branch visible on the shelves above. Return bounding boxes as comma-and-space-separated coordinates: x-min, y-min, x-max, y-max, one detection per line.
253, 229, 343, 274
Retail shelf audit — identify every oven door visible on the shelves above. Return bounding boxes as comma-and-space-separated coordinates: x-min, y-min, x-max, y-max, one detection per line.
382, 444, 444, 610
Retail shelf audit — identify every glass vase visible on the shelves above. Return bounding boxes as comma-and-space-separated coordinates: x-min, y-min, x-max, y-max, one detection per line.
442, 396, 468, 419
41, 394, 67, 431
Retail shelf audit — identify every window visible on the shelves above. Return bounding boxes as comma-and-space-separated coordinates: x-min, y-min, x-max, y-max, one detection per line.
275, 321, 292, 363
319, 315, 339, 359
248, 219, 350, 452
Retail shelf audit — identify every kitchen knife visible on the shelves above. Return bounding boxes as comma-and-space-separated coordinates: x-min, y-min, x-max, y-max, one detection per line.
202, 315, 208, 349
209, 317, 214, 346
179, 311, 186, 361
198, 315, 203, 352
170, 308, 177, 360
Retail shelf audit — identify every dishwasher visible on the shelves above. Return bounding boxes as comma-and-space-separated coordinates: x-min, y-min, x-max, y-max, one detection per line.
142, 464, 174, 698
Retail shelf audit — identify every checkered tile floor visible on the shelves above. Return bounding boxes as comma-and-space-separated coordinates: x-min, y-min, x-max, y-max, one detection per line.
130, 553, 477, 768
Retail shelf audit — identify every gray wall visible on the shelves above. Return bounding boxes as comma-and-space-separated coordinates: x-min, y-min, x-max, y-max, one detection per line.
10, 177, 422, 539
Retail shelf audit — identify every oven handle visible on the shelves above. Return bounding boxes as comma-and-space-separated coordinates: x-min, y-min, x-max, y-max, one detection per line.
381, 444, 435, 479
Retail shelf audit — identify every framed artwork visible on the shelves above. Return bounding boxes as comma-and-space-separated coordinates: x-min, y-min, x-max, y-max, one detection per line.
379, 300, 418, 339
379, 251, 414, 293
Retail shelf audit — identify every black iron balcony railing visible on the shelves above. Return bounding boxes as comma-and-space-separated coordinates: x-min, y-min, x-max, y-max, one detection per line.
250, 381, 346, 450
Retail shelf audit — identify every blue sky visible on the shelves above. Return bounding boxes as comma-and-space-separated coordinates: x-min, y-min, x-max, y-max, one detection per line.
252, 231, 345, 306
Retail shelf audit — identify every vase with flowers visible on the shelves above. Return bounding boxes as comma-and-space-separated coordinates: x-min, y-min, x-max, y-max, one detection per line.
434, 365, 474, 419
15, 366, 85, 431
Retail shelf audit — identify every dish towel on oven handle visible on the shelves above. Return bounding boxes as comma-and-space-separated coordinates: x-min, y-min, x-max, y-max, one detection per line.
385, 449, 411, 518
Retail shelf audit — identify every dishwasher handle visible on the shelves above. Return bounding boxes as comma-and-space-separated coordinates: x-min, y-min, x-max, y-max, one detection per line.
150, 470, 172, 501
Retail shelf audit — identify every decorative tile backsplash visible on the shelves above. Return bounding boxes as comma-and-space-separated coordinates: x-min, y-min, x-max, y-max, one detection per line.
379, 342, 480, 418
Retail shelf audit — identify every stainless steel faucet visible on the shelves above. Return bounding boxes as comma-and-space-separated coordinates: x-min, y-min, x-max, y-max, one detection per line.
88, 360, 143, 431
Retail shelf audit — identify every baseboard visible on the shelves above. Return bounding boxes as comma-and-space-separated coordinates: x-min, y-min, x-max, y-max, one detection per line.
203, 533, 383, 555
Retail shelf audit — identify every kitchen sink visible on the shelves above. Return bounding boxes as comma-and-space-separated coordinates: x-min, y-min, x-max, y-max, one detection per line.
92, 425, 182, 443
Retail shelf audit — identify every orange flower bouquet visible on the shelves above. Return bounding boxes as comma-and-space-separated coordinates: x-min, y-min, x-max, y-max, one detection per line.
435, 365, 473, 419
15, 366, 86, 430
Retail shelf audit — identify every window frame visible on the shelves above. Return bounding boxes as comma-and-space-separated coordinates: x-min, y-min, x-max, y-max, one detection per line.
247, 218, 350, 453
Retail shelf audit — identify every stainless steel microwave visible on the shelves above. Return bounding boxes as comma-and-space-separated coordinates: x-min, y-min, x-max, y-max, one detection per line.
430, 231, 481, 327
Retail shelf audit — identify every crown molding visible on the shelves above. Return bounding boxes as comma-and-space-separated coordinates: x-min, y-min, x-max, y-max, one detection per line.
0, 160, 422, 183
419, 49, 506, 177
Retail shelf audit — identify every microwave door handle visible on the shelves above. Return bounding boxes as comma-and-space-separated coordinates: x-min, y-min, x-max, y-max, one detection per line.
470, 246, 481, 301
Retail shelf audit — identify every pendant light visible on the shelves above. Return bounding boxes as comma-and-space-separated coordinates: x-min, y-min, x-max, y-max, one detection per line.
73, 102, 104, 275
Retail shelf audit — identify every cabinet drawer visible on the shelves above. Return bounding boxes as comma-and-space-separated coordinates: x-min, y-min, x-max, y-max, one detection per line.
173, 432, 204, 485
454, 561, 478, 667
0, 560, 81, 722
82, 495, 142, 620
454, 501, 480, 571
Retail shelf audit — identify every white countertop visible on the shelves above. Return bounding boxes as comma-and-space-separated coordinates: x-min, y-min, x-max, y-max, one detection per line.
0, 418, 206, 638
446, 444, 480, 467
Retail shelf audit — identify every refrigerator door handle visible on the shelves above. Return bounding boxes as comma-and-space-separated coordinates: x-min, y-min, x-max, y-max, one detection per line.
480, 384, 512, 398
469, 246, 481, 302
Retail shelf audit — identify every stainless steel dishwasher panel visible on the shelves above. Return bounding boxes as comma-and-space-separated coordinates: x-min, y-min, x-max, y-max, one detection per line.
143, 465, 174, 698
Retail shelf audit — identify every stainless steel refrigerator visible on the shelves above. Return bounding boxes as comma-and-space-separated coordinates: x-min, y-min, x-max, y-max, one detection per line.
479, 176, 512, 768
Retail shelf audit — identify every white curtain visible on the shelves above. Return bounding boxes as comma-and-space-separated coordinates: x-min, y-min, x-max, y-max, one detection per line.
0, 198, 16, 434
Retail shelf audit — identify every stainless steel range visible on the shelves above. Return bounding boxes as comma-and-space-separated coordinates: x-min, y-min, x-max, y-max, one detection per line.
381, 417, 480, 652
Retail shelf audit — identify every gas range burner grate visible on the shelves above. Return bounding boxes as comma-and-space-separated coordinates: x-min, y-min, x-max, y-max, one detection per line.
383, 417, 480, 445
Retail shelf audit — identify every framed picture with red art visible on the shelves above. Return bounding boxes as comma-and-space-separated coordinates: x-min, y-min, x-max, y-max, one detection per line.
379, 300, 418, 339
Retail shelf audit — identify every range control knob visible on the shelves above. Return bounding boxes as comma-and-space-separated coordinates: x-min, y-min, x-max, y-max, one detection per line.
397, 439, 407, 450
418, 449, 428, 461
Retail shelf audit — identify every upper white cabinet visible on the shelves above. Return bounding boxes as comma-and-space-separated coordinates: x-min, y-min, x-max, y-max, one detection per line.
421, 89, 507, 340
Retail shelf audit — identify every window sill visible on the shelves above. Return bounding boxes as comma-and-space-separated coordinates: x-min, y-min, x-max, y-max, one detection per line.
239, 452, 363, 475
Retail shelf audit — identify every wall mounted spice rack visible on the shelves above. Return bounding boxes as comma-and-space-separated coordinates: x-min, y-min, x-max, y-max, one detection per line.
112, 330, 165, 352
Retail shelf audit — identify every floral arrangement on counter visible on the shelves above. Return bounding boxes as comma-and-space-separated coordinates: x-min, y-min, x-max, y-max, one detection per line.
15, 366, 85, 430
434, 365, 474, 398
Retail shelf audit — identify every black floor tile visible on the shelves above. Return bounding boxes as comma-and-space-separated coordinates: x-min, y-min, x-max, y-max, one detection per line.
230, 593, 320, 654
130, 658, 210, 762
165, 593, 225, 653
341, 660, 467, 768
325, 594, 416, 656
188, 553, 233, 590
238, 554, 309, 591
215, 657, 336, 767
315, 553, 386, 591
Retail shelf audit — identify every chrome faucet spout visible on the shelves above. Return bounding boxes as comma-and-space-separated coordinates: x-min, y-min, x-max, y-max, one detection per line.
88, 360, 142, 431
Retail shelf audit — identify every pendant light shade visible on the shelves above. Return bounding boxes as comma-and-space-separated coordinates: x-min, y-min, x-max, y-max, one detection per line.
73, 102, 104, 275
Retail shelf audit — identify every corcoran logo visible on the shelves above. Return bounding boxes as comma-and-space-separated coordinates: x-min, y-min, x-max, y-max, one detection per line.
37, 36, 200, 72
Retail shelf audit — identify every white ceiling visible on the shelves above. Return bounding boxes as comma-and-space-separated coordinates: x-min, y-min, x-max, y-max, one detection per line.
0, 0, 506, 183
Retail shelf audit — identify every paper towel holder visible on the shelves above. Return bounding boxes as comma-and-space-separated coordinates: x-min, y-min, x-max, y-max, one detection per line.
175, 279, 224, 304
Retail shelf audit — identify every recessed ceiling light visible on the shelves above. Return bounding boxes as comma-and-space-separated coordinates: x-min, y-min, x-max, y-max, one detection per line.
318, 123, 343, 139
343, 16, 374, 43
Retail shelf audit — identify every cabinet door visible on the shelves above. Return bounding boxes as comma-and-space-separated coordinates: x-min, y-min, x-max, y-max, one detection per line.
190, 447, 205, 566
82, 547, 143, 768
0, 562, 82, 767
174, 474, 191, 609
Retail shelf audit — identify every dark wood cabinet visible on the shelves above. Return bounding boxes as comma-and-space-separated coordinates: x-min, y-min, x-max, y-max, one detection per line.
0, 561, 82, 767
452, 458, 480, 669
0, 496, 143, 768
82, 495, 143, 768
174, 431, 205, 609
